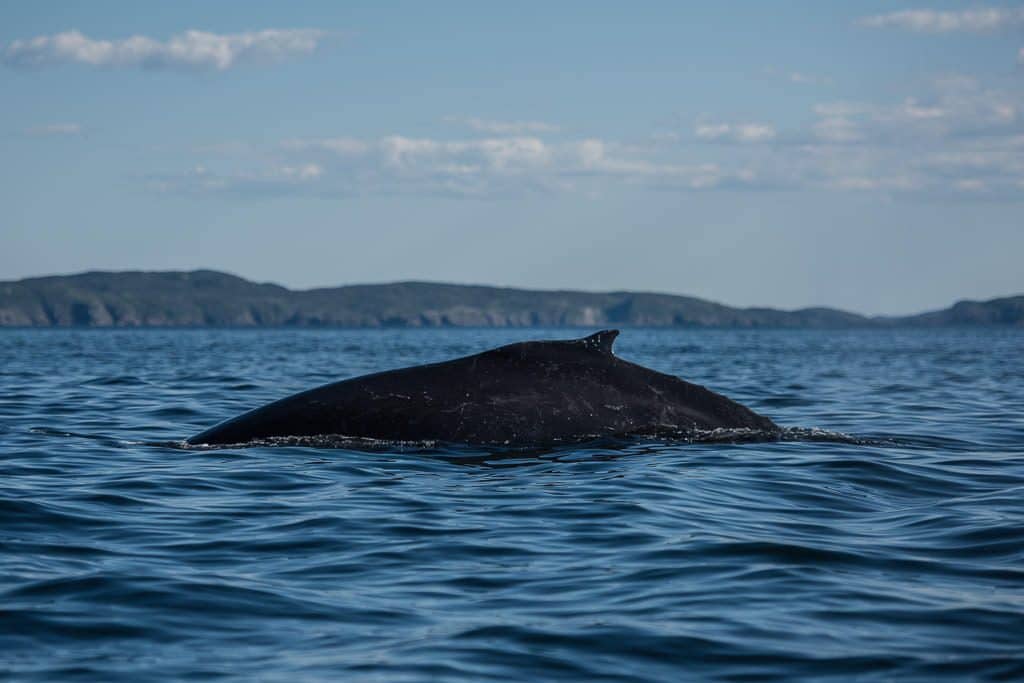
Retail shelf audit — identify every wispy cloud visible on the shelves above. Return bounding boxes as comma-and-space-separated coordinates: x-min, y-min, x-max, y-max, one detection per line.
809, 78, 1019, 145
25, 123, 83, 136
149, 163, 326, 198
858, 7, 1024, 33
796, 78, 1024, 198
787, 71, 833, 86
3, 29, 326, 70
445, 117, 560, 134
158, 133, 765, 199
695, 122, 777, 143
154, 78, 1024, 201
762, 66, 833, 86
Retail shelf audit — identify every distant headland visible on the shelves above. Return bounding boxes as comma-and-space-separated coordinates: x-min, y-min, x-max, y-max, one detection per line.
0, 270, 1021, 328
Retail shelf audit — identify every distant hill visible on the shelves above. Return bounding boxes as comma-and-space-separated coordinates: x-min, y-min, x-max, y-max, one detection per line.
893, 296, 1024, 327
0, 270, 1020, 328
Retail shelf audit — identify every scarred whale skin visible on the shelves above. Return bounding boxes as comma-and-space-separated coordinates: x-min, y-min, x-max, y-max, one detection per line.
187, 330, 778, 446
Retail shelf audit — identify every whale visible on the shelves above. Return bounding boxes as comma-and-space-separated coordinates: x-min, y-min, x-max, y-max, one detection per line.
187, 330, 778, 446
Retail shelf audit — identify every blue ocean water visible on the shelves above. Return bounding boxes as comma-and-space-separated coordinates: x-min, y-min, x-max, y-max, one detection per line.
2, 328, 1023, 681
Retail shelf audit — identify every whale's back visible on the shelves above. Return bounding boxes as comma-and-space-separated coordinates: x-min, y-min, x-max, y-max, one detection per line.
187, 330, 776, 446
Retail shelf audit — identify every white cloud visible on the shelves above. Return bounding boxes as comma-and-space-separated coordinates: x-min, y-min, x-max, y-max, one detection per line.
812, 115, 864, 143
649, 131, 681, 144
810, 82, 1021, 144
25, 123, 82, 136
156, 77, 1024, 202
566, 138, 669, 175
3, 29, 326, 70
151, 161, 325, 196
858, 7, 1024, 33
734, 124, 776, 143
916, 147, 1024, 182
827, 175, 919, 192
324, 135, 554, 174
955, 178, 987, 191
280, 163, 323, 180
318, 135, 556, 172
694, 123, 730, 140
161, 132, 769, 198
761, 66, 833, 87
788, 71, 831, 85
301, 134, 745, 187
282, 137, 369, 156
445, 117, 560, 134
695, 122, 777, 143
694, 79, 1024, 197
798, 88, 1024, 197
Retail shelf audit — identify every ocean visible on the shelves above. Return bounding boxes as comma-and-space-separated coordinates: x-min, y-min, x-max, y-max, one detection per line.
2, 328, 1022, 681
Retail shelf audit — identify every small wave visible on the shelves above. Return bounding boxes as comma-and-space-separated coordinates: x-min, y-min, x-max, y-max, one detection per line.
777, 426, 887, 445
28, 428, 134, 448
79, 375, 150, 387
6, 326, 1024, 683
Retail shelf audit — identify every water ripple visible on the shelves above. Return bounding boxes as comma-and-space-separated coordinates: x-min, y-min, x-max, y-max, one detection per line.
2, 328, 1023, 681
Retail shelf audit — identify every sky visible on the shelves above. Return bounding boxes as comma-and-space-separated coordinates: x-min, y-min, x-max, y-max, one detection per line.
2, 1, 1023, 315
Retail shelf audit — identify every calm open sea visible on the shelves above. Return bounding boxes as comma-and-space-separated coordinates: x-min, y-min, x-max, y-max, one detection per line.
2, 328, 1023, 681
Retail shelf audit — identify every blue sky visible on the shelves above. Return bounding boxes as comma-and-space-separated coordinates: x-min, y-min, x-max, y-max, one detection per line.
2, 1, 1022, 314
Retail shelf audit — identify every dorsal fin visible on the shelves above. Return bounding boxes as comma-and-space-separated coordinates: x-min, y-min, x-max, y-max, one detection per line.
579, 329, 619, 354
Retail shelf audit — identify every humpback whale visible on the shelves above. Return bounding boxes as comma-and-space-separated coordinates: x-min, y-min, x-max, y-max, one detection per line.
187, 330, 777, 446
